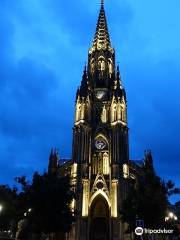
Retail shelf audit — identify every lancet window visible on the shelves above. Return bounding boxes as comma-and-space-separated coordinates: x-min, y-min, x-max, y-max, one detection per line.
92, 136, 109, 175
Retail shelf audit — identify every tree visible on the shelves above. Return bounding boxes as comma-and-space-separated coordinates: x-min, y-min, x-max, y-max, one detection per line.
16, 171, 74, 238
121, 151, 180, 232
0, 184, 18, 235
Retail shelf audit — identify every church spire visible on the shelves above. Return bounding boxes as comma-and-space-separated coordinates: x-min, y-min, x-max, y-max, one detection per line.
101, 0, 104, 8
79, 65, 89, 97
92, 0, 111, 50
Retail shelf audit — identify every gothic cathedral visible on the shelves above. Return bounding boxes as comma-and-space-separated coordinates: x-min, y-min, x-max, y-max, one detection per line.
70, 1, 129, 239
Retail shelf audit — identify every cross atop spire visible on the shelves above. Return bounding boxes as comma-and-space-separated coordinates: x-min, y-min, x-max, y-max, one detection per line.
91, 0, 111, 50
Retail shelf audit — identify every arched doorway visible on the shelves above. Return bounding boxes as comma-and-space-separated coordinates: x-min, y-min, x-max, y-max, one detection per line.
89, 195, 110, 240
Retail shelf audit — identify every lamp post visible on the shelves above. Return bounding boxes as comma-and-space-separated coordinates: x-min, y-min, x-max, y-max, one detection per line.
165, 211, 178, 222
0, 204, 3, 213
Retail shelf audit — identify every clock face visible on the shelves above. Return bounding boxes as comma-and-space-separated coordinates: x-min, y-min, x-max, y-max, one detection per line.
95, 139, 106, 150
96, 90, 105, 100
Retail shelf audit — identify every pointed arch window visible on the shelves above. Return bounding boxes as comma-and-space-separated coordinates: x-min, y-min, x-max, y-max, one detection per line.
80, 103, 85, 120
92, 135, 109, 175
75, 104, 81, 122
103, 152, 109, 175
114, 106, 117, 122
90, 58, 95, 74
117, 103, 121, 121
108, 58, 113, 76
121, 106, 123, 121
101, 105, 107, 123
98, 56, 106, 71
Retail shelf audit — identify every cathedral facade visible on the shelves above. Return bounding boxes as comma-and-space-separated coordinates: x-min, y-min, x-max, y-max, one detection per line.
70, 1, 129, 240
49, 1, 137, 240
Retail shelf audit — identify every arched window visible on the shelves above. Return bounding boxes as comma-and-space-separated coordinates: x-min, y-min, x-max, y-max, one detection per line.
103, 152, 109, 175
94, 136, 108, 151
92, 154, 96, 174
75, 104, 81, 122
90, 58, 95, 73
92, 135, 109, 175
121, 106, 123, 121
101, 106, 107, 123
97, 153, 102, 173
114, 106, 117, 122
108, 58, 113, 75
111, 102, 117, 123
117, 103, 121, 121
80, 104, 84, 120
98, 56, 106, 71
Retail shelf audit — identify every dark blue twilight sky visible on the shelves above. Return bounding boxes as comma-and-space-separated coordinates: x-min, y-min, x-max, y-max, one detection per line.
0, 0, 179, 203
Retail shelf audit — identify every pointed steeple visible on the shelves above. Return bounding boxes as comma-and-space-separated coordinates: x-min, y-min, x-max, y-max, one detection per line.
116, 66, 123, 90
80, 65, 89, 97
48, 148, 59, 173
92, 0, 111, 50
76, 87, 80, 101
101, 0, 104, 7
113, 66, 127, 101
144, 150, 153, 166
144, 150, 154, 173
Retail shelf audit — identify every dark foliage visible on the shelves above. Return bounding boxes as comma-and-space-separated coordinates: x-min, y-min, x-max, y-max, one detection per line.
0, 185, 18, 233
17, 171, 74, 235
0, 171, 74, 238
121, 157, 180, 232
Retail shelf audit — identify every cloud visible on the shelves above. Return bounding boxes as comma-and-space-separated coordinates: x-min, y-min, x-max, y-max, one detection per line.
126, 57, 180, 203
0, 0, 74, 184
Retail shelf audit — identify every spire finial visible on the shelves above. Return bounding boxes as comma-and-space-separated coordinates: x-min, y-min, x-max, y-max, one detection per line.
91, 0, 111, 50
101, 0, 104, 8
84, 62, 87, 71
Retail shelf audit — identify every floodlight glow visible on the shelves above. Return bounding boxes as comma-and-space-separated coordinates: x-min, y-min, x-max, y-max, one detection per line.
169, 212, 174, 218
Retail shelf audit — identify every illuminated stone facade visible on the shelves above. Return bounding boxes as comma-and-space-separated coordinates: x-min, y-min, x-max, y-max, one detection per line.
70, 1, 129, 240
48, 1, 133, 240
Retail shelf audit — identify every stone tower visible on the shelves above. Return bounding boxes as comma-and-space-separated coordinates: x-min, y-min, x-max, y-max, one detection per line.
70, 1, 130, 239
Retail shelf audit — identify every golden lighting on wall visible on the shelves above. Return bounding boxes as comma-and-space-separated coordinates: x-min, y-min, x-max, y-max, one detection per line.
111, 179, 118, 218
71, 198, 75, 215
71, 163, 77, 178
123, 164, 129, 179
82, 179, 89, 217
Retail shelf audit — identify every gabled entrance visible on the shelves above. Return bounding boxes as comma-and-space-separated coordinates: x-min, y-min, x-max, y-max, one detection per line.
89, 195, 110, 240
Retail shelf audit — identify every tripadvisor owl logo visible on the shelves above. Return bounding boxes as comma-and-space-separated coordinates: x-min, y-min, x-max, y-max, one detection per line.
135, 227, 143, 236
